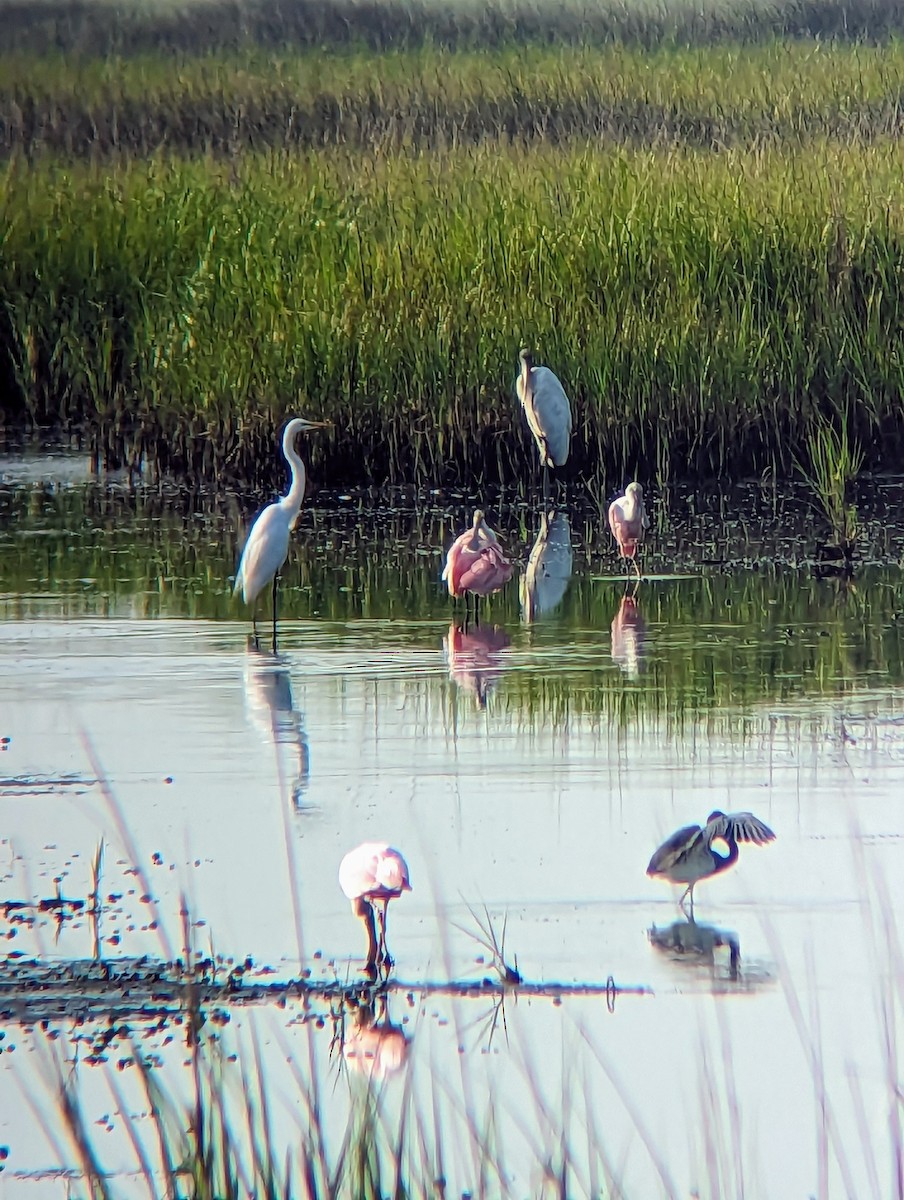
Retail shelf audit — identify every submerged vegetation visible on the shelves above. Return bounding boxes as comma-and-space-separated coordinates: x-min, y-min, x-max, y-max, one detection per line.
1, 1, 903, 487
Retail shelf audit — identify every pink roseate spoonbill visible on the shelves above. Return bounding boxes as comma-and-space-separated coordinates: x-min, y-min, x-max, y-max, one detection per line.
647, 811, 776, 919
441, 510, 514, 615
515, 348, 572, 498
233, 416, 328, 651
339, 842, 412, 974
608, 481, 648, 579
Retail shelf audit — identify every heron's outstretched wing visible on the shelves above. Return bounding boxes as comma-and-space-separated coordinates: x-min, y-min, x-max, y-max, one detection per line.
647, 823, 705, 876
706, 811, 776, 845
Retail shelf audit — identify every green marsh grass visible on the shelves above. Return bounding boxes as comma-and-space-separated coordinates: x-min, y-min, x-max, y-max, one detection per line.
4, 138, 904, 486
5, 40, 904, 158
799, 415, 864, 553
8, 0, 904, 58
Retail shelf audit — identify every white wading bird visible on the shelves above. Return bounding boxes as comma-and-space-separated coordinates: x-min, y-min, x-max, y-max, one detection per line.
233, 416, 327, 650
515, 348, 572, 497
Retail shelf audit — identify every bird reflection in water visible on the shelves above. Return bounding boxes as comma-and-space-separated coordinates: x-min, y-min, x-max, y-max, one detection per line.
443, 622, 512, 709
520, 509, 573, 623
243, 644, 310, 809
337, 993, 409, 1082
648, 918, 741, 981
610, 589, 648, 678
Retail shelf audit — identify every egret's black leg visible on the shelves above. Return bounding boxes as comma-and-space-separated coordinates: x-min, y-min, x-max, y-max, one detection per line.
271, 572, 280, 653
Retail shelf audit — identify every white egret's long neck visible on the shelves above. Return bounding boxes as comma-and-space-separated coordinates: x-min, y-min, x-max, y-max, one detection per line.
280, 433, 307, 525
520, 358, 532, 400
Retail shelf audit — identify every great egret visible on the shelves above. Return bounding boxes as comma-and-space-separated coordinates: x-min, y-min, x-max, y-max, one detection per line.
338, 842, 412, 974
441, 510, 513, 611
646, 810, 776, 919
515, 348, 572, 497
233, 416, 327, 650
608, 481, 648, 579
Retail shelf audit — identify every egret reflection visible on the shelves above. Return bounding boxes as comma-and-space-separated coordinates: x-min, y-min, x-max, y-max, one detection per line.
520, 510, 573, 622
243, 645, 310, 808
610, 591, 648, 678
339, 994, 409, 1082
443, 622, 512, 709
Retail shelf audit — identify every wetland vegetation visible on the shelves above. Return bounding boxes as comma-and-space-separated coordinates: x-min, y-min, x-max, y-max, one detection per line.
1, 0, 904, 487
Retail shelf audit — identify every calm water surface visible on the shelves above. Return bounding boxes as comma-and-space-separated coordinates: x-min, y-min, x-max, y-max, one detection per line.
0, 450, 903, 1197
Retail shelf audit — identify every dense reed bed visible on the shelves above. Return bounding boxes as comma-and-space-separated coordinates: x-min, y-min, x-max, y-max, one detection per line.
5, 40, 904, 157
7, 0, 904, 57
3, 137, 904, 485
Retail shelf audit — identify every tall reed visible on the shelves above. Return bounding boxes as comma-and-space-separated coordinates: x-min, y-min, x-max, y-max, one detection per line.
3, 139, 904, 485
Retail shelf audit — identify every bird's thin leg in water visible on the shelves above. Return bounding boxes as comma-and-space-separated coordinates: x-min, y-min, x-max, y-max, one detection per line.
252, 603, 260, 650
474, 594, 482, 627
376, 897, 393, 967
633, 556, 642, 582
542, 466, 550, 504
355, 898, 379, 977
271, 572, 280, 654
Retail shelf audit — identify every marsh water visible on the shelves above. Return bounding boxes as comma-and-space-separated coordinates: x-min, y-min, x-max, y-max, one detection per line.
1, 447, 904, 1198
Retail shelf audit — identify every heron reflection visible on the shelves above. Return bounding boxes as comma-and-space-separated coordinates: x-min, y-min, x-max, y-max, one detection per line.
610, 590, 648, 678
243, 644, 310, 808
443, 622, 511, 709
520, 509, 573, 622
648, 918, 741, 980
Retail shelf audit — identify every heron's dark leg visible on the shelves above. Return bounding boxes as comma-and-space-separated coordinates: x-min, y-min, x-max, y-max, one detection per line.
271, 572, 280, 654
542, 466, 550, 504
251, 601, 260, 650
474, 594, 482, 627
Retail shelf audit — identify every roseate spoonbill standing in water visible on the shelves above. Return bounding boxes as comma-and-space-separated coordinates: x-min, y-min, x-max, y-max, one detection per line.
339, 842, 412, 975
441, 510, 513, 617
608, 481, 648, 579
233, 416, 328, 651
647, 811, 776, 920
515, 348, 572, 498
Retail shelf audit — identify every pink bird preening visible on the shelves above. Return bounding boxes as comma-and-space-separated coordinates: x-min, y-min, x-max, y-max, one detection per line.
441, 510, 514, 612
339, 842, 411, 975
608, 482, 648, 579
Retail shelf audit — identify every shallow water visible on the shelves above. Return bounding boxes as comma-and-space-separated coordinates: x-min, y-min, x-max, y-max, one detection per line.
0, 455, 903, 1197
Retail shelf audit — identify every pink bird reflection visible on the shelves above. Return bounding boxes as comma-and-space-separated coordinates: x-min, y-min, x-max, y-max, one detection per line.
342, 1001, 409, 1082
443, 621, 512, 709
610, 593, 647, 678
